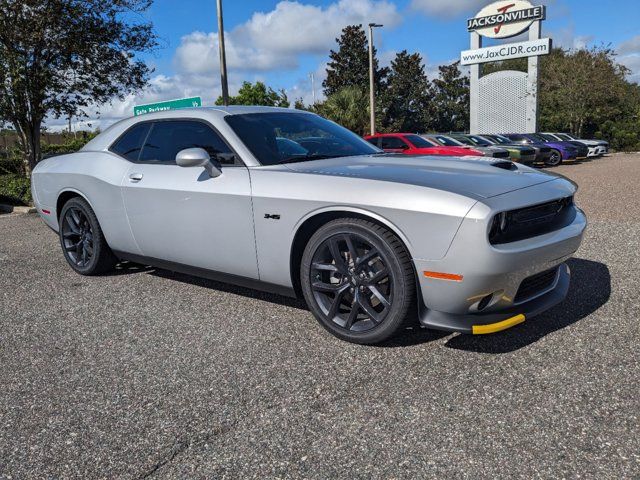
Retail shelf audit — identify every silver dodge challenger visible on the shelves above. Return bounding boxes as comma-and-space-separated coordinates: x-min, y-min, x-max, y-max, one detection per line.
32, 106, 586, 344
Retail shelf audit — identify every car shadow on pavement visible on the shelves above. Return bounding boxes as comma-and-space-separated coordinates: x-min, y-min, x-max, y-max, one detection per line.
443, 257, 611, 354
109, 261, 155, 275
109, 258, 610, 352
148, 268, 308, 310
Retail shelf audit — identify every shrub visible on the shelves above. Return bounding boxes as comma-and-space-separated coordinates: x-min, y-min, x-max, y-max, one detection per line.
0, 174, 31, 206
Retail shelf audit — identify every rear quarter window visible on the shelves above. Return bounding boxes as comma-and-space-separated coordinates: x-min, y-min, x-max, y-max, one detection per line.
110, 123, 152, 161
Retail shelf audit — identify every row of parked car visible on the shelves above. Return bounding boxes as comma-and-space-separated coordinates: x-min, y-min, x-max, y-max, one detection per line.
364, 132, 609, 167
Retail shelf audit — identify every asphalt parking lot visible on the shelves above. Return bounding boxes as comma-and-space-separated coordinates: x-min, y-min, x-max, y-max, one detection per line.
1, 154, 639, 479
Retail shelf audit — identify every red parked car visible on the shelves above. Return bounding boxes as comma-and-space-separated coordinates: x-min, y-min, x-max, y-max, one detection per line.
364, 133, 484, 157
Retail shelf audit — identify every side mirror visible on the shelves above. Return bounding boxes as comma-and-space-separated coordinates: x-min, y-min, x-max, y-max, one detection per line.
176, 148, 222, 178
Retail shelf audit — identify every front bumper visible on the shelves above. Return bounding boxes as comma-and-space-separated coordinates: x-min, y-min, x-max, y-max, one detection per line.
534, 150, 552, 163
418, 263, 570, 334
413, 182, 586, 335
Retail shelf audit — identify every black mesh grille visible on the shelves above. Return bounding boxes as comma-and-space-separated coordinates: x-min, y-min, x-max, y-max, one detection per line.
522, 148, 536, 156
489, 197, 576, 245
493, 151, 510, 158
515, 267, 558, 303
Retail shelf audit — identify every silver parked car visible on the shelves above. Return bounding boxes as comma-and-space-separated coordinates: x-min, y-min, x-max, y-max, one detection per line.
543, 132, 608, 157
31, 107, 586, 344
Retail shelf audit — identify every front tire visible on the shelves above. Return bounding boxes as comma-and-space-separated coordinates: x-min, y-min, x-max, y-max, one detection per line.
300, 218, 415, 344
59, 197, 117, 275
545, 149, 562, 167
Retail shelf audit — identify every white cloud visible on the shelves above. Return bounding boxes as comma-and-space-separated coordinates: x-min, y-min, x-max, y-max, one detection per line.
618, 35, 640, 56
410, 0, 487, 18
46, 73, 244, 132
175, 0, 402, 74
618, 35, 640, 83
547, 25, 594, 50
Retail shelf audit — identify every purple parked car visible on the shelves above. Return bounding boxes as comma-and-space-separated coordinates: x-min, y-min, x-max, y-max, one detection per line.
504, 133, 580, 167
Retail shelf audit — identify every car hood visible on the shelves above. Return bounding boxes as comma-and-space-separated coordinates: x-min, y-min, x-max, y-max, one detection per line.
572, 139, 600, 146
282, 154, 559, 199
411, 146, 478, 156
501, 144, 533, 152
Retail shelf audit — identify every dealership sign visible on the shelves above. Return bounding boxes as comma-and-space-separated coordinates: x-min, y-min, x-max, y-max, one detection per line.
134, 96, 202, 116
467, 1, 546, 39
461, 38, 551, 65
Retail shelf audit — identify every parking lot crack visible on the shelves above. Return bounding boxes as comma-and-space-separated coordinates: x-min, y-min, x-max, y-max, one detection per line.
137, 424, 234, 479
138, 437, 190, 479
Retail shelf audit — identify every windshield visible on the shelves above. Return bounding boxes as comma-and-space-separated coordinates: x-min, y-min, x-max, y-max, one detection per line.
528, 133, 549, 143
433, 135, 464, 147
467, 135, 492, 146
538, 133, 559, 142
487, 135, 513, 145
404, 134, 435, 148
557, 133, 573, 141
484, 134, 508, 145
477, 136, 497, 145
224, 112, 381, 165
450, 135, 475, 146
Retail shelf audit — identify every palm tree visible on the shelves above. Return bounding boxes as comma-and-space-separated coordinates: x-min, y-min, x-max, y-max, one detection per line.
316, 86, 370, 136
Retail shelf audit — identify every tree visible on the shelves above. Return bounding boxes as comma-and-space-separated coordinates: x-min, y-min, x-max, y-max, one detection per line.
538, 47, 632, 138
216, 81, 290, 107
380, 51, 433, 133
0, 0, 158, 175
315, 86, 370, 136
323, 25, 388, 97
431, 62, 470, 133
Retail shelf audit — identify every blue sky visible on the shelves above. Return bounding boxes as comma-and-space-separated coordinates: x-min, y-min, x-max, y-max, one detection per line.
64, 0, 640, 129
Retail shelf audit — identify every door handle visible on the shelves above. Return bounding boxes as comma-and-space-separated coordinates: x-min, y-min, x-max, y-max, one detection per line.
129, 173, 143, 182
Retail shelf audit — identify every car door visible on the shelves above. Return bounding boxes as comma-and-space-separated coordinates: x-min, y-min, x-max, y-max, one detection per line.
118, 119, 259, 279
380, 136, 410, 153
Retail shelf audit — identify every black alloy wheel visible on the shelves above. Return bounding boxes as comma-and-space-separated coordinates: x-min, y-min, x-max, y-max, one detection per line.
310, 233, 392, 331
545, 149, 562, 167
59, 197, 117, 275
301, 218, 415, 344
61, 206, 94, 268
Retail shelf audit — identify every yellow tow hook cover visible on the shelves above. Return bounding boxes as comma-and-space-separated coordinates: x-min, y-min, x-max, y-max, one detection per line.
472, 314, 526, 335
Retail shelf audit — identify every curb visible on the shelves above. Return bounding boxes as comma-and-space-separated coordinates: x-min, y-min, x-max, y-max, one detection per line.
0, 204, 37, 214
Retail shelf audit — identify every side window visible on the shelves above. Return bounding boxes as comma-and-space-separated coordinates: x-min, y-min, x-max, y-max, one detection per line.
110, 123, 152, 161
380, 136, 408, 150
366, 137, 380, 148
139, 120, 234, 164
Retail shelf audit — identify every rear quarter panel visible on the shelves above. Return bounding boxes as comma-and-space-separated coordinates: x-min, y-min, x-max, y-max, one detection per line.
31, 152, 139, 254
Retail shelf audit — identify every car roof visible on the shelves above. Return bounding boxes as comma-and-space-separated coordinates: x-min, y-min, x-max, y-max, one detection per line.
82, 106, 311, 153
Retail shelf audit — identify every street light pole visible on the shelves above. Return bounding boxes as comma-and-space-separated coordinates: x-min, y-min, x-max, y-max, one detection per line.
309, 73, 316, 105
216, 0, 229, 106
368, 23, 383, 135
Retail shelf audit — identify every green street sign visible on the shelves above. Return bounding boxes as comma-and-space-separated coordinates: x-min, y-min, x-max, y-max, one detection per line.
133, 96, 202, 116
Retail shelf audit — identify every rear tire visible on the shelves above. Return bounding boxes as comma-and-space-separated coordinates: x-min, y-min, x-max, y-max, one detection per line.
545, 149, 562, 167
59, 197, 117, 275
300, 218, 415, 344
